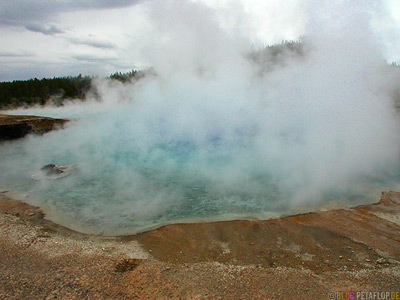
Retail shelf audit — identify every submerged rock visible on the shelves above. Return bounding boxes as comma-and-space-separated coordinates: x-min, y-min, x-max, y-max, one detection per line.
40, 164, 64, 176
32, 164, 77, 180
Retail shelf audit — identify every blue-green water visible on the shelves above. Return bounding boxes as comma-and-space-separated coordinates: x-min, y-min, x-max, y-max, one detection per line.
1, 109, 400, 234
0, 131, 286, 232
0, 120, 400, 233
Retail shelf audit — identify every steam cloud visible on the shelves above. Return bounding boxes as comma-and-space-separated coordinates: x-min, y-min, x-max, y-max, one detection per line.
2, 0, 400, 233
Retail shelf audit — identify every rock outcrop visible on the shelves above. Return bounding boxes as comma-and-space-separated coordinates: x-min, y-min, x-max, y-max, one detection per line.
0, 114, 67, 140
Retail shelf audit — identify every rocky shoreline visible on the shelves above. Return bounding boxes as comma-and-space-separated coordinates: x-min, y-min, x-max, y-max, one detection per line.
0, 190, 399, 299
0, 114, 67, 140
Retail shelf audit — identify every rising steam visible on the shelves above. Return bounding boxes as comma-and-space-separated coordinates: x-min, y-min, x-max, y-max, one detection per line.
1, 0, 400, 234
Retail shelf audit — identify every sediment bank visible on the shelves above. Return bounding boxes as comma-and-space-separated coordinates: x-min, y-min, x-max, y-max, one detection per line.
0, 190, 399, 299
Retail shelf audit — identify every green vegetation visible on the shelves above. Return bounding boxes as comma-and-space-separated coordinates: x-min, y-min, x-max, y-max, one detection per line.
0, 70, 145, 109
248, 40, 305, 74
109, 69, 145, 83
0, 75, 92, 109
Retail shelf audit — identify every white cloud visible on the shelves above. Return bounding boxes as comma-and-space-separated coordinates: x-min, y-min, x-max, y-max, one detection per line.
24, 24, 65, 36
68, 37, 116, 49
0, 0, 400, 81
0, 0, 143, 27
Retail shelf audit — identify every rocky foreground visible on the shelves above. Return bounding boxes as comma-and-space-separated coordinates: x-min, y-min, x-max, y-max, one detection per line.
0, 114, 67, 140
0, 191, 399, 299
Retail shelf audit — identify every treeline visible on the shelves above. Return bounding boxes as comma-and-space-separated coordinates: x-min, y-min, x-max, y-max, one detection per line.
0, 75, 92, 109
0, 70, 144, 109
248, 40, 305, 74
109, 69, 145, 83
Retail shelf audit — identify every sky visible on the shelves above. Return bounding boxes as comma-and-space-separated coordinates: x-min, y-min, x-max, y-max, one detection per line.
0, 0, 400, 81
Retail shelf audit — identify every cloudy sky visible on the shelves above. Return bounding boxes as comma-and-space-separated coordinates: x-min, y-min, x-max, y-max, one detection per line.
0, 0, 400, 81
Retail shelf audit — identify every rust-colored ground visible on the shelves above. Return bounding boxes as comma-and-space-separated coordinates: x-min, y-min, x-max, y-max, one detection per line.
0, 191, 399, 299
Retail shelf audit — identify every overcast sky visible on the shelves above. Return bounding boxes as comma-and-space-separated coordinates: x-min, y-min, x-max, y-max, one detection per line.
1, 0, 400, 81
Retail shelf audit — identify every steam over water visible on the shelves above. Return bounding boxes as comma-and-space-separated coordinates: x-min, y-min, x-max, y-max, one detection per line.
2, 0, 400, 234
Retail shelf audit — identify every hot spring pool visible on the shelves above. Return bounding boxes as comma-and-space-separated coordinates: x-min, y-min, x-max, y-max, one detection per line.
1, 113, 400, 235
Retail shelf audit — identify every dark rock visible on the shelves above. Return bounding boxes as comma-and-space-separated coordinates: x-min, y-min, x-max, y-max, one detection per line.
115, 258, 142, 273
40, 164, 64, 175
0, 123, 31, 140
0, 114, 68, 141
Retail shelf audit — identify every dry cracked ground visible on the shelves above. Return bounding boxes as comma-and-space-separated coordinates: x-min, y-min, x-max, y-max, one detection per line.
0, 190, 400, 299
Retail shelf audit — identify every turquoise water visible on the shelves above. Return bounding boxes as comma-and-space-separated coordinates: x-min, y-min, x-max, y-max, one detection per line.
1, 111, 400, 234
0, 131, 286, 231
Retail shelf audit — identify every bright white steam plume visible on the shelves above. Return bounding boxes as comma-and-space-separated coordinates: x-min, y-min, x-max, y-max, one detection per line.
2, 0, 400, 233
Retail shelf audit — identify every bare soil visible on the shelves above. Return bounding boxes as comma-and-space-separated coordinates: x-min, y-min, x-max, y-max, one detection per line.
0, 190, 400, 299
